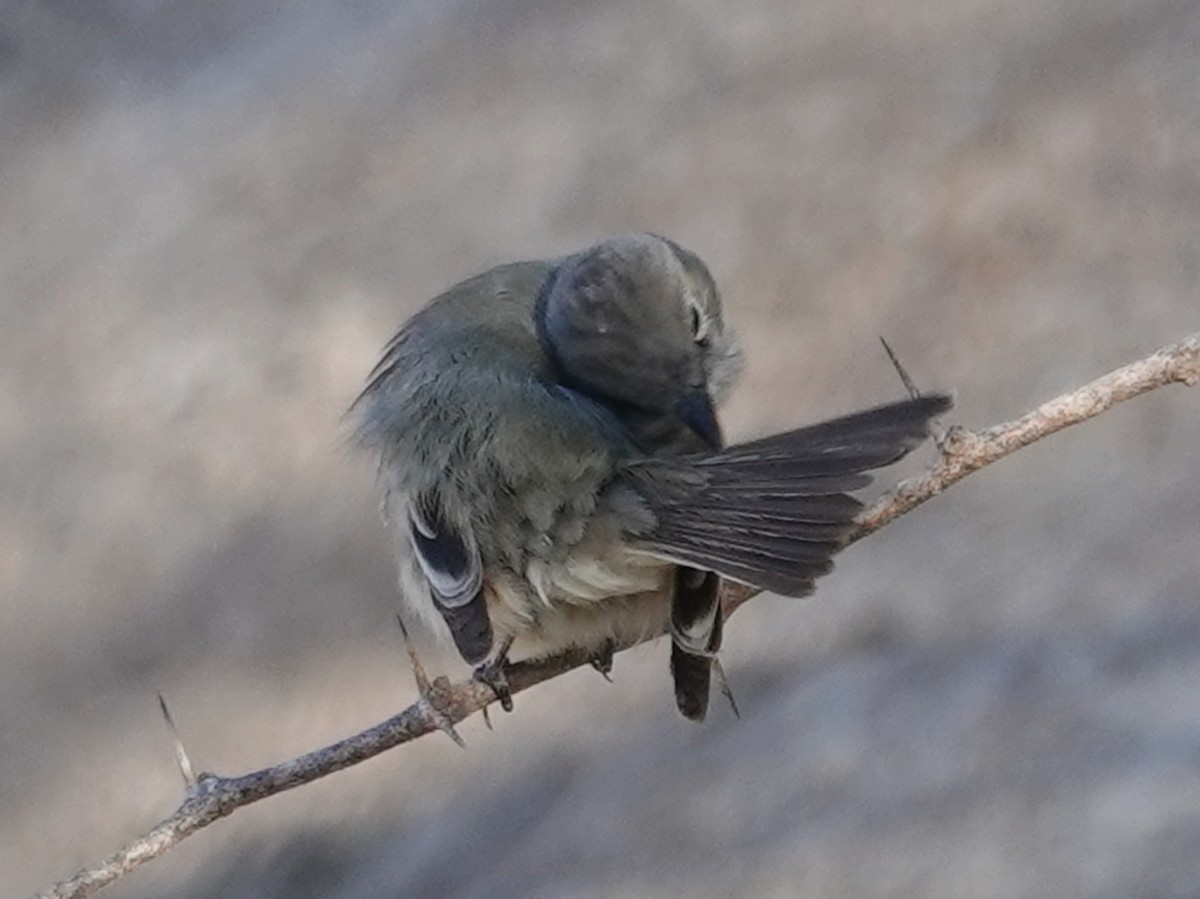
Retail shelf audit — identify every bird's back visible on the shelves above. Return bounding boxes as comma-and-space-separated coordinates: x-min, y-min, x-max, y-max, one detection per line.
355, 259, 666, 654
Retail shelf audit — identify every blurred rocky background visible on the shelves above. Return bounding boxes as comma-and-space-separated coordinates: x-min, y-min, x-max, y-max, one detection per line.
4, 0, 1199, 896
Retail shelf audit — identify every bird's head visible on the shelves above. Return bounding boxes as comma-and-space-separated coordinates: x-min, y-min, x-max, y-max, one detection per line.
539, 233, 742, 449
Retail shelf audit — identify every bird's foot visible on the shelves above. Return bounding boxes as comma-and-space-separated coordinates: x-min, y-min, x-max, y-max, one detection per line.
590, 638, 616, 681
473, 635, 515, 715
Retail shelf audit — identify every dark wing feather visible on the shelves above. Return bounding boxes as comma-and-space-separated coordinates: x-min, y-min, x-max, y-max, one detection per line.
669, 568, 722, 721
410, 491, 492, 664
624, 394, 951, 596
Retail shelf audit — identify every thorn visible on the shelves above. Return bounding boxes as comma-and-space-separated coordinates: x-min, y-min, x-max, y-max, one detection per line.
428, 678, 466, 749
879, 336, 921, 401
395, 613, 464, 748
157, 693, 197, 789
712, 660, 741, 720
880, 337, 951, 451
396, 613, 432, 696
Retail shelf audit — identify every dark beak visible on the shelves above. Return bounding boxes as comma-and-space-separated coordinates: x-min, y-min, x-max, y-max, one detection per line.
676, 388, 723, 450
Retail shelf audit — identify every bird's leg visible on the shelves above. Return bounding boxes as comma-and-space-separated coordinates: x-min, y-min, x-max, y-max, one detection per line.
473, 634, 516, 713
590, 638, 616, 681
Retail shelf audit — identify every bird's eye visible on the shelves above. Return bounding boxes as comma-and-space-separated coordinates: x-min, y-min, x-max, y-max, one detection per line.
687, 299, 710, 345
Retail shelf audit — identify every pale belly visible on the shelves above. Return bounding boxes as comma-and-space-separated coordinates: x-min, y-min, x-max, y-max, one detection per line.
487, 546, 675, 662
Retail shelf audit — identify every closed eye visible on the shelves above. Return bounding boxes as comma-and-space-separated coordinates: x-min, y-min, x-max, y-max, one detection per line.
687, 298, 711, 345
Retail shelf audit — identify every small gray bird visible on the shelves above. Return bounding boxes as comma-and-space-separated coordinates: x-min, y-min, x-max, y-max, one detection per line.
354, 234, 949, 720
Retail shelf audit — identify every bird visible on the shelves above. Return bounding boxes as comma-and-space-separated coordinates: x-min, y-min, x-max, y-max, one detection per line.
353, 233, 949, 720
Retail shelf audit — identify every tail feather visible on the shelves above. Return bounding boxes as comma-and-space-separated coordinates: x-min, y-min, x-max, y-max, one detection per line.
692, 471, 873, 495
704, 393, 950, 464
624, 394, 951, 597
655, 522, 843, 567
650, 541, 835, 597
661, 510, 852, 542
667, 489, 864, 524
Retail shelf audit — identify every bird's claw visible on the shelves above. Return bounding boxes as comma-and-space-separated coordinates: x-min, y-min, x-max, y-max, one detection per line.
473, 659, 513, 713
473, 634, 515, 714
590, 639, 616, 681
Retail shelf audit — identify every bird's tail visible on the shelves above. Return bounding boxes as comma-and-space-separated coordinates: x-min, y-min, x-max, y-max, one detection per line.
623, 394, 952, 598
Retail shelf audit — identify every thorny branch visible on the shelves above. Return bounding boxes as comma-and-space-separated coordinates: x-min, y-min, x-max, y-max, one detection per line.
35, 330, 1200, 899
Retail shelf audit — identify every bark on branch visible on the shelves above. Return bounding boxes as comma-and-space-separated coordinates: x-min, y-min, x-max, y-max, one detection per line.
35, 330, 1200, 899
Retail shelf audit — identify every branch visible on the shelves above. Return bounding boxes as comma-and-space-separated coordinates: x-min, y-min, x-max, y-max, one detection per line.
850, 330, 1200, 538
35, 330, 1200, 899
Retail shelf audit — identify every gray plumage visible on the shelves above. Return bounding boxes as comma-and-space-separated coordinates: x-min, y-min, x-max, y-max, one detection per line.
623, 395, 951, 597
354, 233, 949, 719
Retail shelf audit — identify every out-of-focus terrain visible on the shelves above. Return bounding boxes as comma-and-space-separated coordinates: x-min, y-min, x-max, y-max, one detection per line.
4, 1, 1199, 896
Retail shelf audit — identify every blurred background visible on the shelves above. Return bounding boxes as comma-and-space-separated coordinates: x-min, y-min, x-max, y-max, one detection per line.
4, 1, 1199, 896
